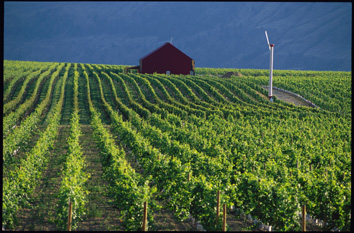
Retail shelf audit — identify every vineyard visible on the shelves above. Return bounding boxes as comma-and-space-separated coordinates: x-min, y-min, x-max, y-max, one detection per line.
2, 60, 351, 231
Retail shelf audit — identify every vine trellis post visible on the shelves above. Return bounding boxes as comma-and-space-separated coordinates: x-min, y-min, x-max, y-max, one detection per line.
302, 204, 306, 231
216, 190, 220, 225
142, 202, 148, 231
223, 204, 227, 231
67, 200, 72, 231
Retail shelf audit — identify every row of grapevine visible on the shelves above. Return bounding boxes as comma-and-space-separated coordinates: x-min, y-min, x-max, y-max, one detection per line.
198, 74, 324, 117
275, 76, 351, 113
148, 74, 265, 120
126, 73, 237, 120
118, 72, 172, 118
3, 61, 47, 86
101, 70, 350, 229
93, 71, 231, 231
101, 72, 146, 120
197, 76, 261, 106
3, 63, 59, 136
106, 70, 348, 181
56, 66, 90, 230
146, 74, 224, 117
3, 65, 45, 104
3, 63, 66, 164
184, 74, 301, 114
134, 73, 208, 118
118, 72, 260, 126
3, 66, 49, 116
233, 71, 351, 114
105, 74, 298, 230
84, 69, 155, 231
2, 62, 70, 229
3, 61, 351, 231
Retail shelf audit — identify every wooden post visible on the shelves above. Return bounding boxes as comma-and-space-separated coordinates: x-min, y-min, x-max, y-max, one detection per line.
223, 204, 227, 231
302, 204, 306, 231
68, 201, 72, 231
142, 202, 148, 231
297, 159, 299, 169
216, 190, 220, 225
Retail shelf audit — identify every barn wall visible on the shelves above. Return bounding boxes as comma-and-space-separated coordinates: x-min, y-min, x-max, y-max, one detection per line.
141, 43, 193, 75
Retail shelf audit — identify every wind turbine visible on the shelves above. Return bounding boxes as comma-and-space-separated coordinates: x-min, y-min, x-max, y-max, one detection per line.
265, 31, 274, 102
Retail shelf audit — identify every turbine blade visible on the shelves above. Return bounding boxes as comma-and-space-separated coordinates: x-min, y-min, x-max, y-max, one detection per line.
265, 31, 270, 49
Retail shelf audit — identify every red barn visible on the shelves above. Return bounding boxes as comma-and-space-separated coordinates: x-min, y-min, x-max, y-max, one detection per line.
127, 42, 195, 75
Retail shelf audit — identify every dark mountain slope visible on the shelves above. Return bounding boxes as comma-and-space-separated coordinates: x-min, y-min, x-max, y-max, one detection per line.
4, 2, 351, 71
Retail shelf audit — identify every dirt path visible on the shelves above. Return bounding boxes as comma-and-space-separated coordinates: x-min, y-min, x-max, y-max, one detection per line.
226, 210, 323, 231
263, 86, 314, 107
227, 212, 263, 231
151, 202, 197, 231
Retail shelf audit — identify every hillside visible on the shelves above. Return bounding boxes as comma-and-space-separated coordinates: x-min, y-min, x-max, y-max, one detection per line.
4, 2, 352, 71
3, 60, 351, 231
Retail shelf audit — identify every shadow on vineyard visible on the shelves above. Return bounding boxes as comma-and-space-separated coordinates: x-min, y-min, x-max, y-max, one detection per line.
3, 60, 351, 231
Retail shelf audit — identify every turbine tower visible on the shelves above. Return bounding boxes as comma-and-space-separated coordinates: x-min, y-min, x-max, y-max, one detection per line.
265, 31, 274, 102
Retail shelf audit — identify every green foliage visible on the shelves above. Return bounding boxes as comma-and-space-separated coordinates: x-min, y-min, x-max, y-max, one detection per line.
3, 63, 59, 136
56, 66, 90, 230
3, 63, 66, 164
3, 61, 351, 231
85, 67, 156, 230
2, 62, 69, 229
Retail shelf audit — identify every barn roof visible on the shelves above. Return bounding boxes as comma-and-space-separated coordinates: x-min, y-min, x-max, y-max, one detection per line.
139, 42, 193, 61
